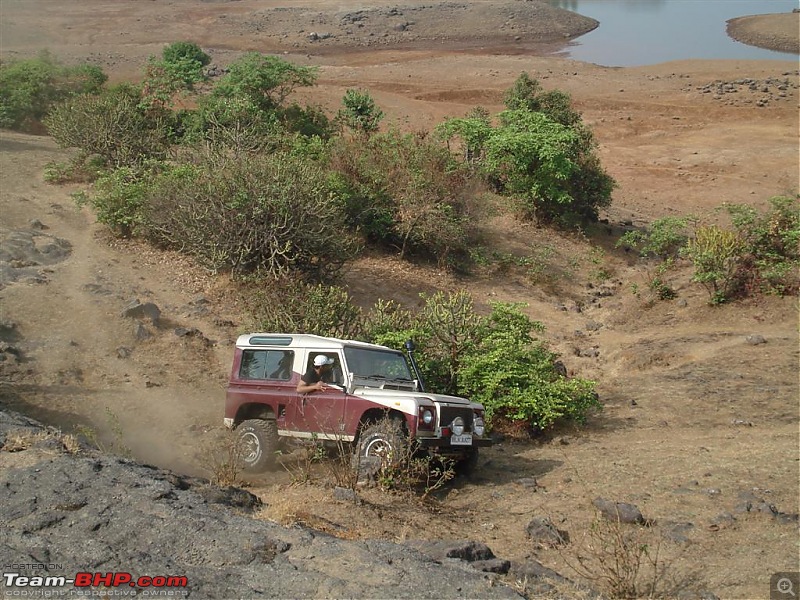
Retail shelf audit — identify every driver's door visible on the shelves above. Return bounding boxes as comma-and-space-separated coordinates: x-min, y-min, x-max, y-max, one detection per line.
288, 352, 348, 440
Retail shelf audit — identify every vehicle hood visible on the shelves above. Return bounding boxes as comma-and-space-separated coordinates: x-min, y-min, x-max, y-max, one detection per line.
351, 387, 477, 407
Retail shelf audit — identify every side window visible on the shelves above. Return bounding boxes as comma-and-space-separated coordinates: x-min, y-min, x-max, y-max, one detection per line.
240, 350, 294, 380
267, 350, 294, 380
308, 353, 343, 384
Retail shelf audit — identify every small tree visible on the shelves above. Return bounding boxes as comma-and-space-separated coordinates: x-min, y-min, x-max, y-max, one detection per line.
142, 153, 357, 280
329, 130, 477, 266
439, 73, 615, 226
723, 196, 800, 296
338, 88, 384, 136
211, 53, 318, 113
616, 216, 695, 301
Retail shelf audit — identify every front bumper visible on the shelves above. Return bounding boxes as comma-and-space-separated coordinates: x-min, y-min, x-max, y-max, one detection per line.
418, 436, 493, 449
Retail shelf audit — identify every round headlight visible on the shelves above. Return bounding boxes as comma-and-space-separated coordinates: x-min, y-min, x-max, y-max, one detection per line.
422, 409, 433, 425
473, 417, 485, 437
451, 417, 464, 436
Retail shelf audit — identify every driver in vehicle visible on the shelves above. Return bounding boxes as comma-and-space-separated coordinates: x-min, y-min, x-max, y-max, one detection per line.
297, 354, 335, 393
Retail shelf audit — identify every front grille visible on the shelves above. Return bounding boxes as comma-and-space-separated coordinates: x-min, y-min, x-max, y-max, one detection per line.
438, 406, 474, 431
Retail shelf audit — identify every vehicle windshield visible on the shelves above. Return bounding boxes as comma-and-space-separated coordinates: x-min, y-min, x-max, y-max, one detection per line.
344, 346, 413, 381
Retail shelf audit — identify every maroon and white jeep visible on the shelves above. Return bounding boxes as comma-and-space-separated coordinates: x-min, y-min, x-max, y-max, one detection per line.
224, 333, 491, 474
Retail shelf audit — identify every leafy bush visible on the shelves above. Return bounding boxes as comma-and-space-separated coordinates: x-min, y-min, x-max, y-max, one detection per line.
142, 153, 358, 280
0, 51, 106, 131
722, 196, 800, 296
73, 165, 155, 237
617, 216, 694, 260
183, 94, 283, 153
329, 130, 478, 266
682, 225, 743, 304
439, 73, 615, 226
44, 84, 171, 167
160, 41, 210, 87
616, 216, 695, 302
241, 278, 365, 339
458, 302, 599, 431
211, 53, 317, 113
337, 88, 384, 136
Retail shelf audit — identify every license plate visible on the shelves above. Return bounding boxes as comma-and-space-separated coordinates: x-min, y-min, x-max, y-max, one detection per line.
451, 434, 472, 445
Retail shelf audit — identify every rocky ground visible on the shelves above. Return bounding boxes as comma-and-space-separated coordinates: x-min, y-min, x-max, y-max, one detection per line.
1, 1, 798, 598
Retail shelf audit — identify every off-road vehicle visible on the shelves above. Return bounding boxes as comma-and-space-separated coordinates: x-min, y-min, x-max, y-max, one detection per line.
224, 333, 491, 474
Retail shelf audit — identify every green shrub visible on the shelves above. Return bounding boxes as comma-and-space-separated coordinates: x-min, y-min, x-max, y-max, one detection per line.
439, 73, 615, 226
163, 41, 211, 67
139, 43, 210, 105
682, 225, 743, 304
723, 196, 800, 296
44, 84, 170, 167
211, 53, 318, 113
458, 302, 599, 430
43, 154, 106, 184
337, 88, 384, 136
242, 279, 365, 339
617, 216, 694, 260
329, 130, 477, 266
369, 292, 599, 432
617, 216, 695, 302
74, 165, 155, 237
142, 153, 358, 280
0, 51, 106, 131
182, 94, 283, 152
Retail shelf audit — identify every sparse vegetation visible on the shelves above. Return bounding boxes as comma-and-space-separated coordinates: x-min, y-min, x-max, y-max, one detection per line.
565, 511, 682, 599
200, 428, 245, 487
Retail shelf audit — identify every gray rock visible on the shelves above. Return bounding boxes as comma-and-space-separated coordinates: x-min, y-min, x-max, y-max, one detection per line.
525, 516, 570, 548
592, 497, 646, 524
406, 539, 496, 562
121, 299, 161, 325
0, 409, 523, 599
663, 521, 694, 544
134, 323, 151, 340
333, 486, 359, 503
745, 334, 767, 345
585, 320, 603, 331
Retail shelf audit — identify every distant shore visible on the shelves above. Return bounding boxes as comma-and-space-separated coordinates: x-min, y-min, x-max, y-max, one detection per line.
727, 12, 800, 55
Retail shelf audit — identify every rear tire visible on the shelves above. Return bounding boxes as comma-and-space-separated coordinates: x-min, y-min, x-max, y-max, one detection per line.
236, 419, 279, 473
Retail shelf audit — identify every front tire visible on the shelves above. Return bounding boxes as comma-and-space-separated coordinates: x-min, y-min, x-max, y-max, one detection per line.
236, 419, 279, 473
352, 419, 407, 478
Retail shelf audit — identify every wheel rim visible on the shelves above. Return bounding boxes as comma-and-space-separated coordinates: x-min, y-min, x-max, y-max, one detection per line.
240, 432, 261, 464
364, 436, 393, 459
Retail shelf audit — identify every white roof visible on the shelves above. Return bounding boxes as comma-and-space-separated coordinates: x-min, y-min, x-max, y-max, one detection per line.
234, 333, 393, 352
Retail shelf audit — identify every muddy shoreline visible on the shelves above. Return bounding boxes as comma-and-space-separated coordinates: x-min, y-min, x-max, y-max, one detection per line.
727, 12, 800, 55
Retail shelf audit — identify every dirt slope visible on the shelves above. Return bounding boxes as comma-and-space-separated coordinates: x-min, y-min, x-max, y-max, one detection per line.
1, 1, 798, 598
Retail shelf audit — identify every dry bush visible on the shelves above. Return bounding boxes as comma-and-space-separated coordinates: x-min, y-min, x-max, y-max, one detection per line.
559, 508, 699, 599
2, 428, 81, 455
199, 428, 245, 487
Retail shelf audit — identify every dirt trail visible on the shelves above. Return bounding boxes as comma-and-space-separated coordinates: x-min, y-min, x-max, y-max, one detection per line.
0, 1, 798, 597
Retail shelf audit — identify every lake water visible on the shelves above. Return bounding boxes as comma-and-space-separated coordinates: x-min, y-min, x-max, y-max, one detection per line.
546, 0, 800, 66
